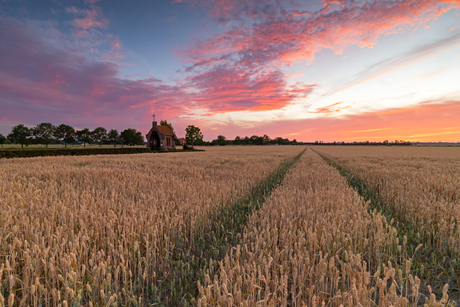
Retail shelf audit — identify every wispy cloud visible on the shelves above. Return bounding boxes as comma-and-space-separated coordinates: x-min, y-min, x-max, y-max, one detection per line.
309, 101, 352, 113
177, 0, 460, 70
66, 5, 109, 35
336, 127, 390, 134
333, 33, 460, 93
64, 2, 124, 61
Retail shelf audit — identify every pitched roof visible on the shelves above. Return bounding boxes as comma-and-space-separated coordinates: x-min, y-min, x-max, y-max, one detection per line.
157, 125, 174, 136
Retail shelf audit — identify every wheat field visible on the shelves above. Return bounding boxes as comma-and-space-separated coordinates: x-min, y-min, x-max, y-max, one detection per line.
312, 145, 460, 304
1, 146, 458, 306
198, 148, 451, 306
0, 147, 301, 306
313, 146, 460, 256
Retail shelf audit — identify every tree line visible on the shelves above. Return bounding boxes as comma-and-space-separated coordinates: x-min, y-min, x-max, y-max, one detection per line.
0, 122, 412, 149
0, 123, 145, 148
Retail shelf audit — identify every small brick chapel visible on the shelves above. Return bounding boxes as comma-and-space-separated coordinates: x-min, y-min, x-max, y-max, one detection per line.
146, 114, 176, 150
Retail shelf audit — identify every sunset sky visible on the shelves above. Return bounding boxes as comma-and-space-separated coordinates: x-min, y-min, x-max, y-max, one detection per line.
1, 0, 459, 142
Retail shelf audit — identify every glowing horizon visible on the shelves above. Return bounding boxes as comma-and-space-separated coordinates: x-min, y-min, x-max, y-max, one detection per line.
1, 0, 459, 142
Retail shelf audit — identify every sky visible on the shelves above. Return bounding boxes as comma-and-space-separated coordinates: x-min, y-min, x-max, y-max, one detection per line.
1, 0, 459, 142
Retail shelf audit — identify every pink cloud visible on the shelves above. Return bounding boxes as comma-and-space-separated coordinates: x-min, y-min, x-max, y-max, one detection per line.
106, 35, 125, 59
185, 67, 315, 112
0, 15, 313, 134
174, 0, 309, 24
177, 0, 460, 71
65, 7, 80, 14
66, 5, 109, 42
69, 6, 109, 30
65, 4, 125, 60
0, 16, 187, 131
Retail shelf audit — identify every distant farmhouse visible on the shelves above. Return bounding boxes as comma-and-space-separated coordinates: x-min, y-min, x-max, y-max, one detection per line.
146, 114, 176, 150
177, 138, 186, 145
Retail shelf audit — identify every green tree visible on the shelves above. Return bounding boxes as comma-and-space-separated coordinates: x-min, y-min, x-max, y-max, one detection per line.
33, 123, 55, 148
0, 133, 6, 148
108, 129, 120, 147
250, 135, 264, 145
120, 128, 144, 146
76, 128, 92, 147
160, 120, 176, 137
55, 124, 75, 147
217, 135, 227, 146
234, 136, 242, 145
8, 124, 32, 148
274, 137, 285, 145
92, 127, 108, 147
185, 125, 203, 148
263, 134, 271, 144
63, 127, 76, 146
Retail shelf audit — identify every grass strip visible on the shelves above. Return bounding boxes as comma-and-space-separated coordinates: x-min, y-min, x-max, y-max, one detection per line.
312, 148, 460, 303
152, 147, 307, 306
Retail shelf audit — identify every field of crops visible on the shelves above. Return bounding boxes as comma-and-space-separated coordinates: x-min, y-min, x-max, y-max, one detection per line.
313, 146, 460, 304
1, 145, 458, 306
0, 146, 302, 306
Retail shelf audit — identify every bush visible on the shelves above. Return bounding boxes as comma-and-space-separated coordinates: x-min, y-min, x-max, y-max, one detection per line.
0, 147, 152, 159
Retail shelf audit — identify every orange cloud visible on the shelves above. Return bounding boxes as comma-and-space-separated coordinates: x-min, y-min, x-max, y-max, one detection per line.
315, 101, 460, 142
310, 102, 352, 113
196, 101, 460, 142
